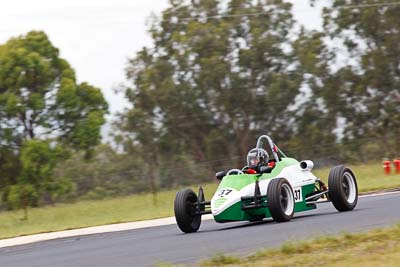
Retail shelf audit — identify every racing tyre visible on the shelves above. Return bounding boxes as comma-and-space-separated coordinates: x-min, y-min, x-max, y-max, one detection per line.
267, 178, 295, 222
174, 189, 201, 233
328, 165, 358, 212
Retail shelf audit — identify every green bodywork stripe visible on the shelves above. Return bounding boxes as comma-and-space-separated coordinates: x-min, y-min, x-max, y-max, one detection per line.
216, 157, 299, 192
214, 198, 227, 208
213, 181, 317, 222
294, 183, 317, 212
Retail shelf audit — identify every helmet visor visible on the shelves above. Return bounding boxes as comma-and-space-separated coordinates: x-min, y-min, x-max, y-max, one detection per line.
247, 151, 260, 166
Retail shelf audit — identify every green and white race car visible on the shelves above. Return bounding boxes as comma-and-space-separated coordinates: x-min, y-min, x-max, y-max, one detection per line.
174, 135, 358, 233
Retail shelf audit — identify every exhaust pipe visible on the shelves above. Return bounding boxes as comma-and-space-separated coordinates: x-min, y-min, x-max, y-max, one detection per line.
300, 160, 314, 171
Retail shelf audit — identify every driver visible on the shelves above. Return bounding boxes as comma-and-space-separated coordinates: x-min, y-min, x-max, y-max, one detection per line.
245, 148, 274, 174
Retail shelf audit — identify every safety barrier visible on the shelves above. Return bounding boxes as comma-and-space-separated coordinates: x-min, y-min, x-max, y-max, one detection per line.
383, 159, 400, 174
394, 159, 400, 174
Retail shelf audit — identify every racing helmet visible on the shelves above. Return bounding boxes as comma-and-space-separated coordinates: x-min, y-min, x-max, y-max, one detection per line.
247, 148, 269, 167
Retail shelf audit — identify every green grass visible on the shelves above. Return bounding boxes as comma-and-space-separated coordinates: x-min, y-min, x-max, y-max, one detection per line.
0, 183, 217, 239
313, 161, 400, 192
201, 224, 400, 267
0, 161, 399, 239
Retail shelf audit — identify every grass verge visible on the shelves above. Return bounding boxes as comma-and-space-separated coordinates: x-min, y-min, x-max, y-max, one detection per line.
201, 224, 400, 267
0, 183, 216, 239
0, 161, 399, 239
313, 161, 400, 193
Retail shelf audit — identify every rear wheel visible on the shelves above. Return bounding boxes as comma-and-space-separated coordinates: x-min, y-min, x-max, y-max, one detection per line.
267, 178, 295, 222
328, 165, 358, 211
174, 189, 201, 233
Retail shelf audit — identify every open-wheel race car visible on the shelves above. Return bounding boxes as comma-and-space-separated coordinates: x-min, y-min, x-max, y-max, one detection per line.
174, 135, 358, 233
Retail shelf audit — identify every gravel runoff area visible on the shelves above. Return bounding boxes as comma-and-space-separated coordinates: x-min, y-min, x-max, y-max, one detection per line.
0, 189, 399, 249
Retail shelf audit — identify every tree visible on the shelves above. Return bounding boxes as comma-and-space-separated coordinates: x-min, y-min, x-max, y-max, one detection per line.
8, 140, 65, 218
289, 29, 343, 161
0, 31, 108, 209
115, 0, 303, 183
0, 31, 108, 151
320, 0, 400, 159
52, 144, 149, 199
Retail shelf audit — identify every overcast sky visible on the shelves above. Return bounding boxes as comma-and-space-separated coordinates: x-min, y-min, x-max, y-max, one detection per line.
0, 0, 324, 112
0, 0, 170, 114
0, 0, 323, 139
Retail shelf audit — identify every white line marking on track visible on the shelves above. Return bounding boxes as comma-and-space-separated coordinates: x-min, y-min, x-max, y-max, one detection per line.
360, 190, 400, 198
0, 191, 398, 249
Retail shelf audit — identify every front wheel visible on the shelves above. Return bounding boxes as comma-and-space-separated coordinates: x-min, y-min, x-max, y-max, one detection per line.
328, 165, 358, 212
174, 189, 201, 233
267, 178, 295, 222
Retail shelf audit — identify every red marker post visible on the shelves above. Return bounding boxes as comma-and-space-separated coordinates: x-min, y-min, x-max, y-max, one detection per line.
383, 160, 391, 175
393, 159, 400, 174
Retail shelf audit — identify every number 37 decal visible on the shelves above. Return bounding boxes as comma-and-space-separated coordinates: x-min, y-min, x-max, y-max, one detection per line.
293, 188, 302, 202
218, 189, 233, 197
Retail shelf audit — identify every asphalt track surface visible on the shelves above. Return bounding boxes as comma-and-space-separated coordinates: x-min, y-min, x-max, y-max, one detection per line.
0, 192, 399, 267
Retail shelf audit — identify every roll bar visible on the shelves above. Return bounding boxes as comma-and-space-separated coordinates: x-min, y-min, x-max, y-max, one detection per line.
256, 135, 287, 162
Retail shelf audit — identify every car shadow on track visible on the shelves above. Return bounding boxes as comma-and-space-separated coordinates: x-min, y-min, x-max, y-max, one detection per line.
217, 219, 276, 231
293, 207, 364, 220
198, 218, 286, 233
293, 211, 345, 220
197, 209, 363, 233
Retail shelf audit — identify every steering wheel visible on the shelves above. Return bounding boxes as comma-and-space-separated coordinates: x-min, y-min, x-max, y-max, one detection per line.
226, 169, 244, 176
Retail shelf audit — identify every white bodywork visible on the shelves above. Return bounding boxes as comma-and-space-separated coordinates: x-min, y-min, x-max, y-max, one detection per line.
211, 162, 318, 216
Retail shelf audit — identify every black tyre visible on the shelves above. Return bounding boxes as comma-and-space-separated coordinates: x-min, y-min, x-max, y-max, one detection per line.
267, 178, 295, 222
328, 165, 358, 212
174, 189, 201, 233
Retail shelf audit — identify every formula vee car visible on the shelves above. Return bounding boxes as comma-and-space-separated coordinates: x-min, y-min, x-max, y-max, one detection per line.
174, 135, 358, 233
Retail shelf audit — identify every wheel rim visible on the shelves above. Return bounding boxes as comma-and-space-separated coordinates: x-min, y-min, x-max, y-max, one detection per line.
280, 183, 294, 216
343, 172, 357, 204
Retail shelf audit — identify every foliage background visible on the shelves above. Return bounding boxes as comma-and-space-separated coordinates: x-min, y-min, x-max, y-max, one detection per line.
0, 0, 399, 209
